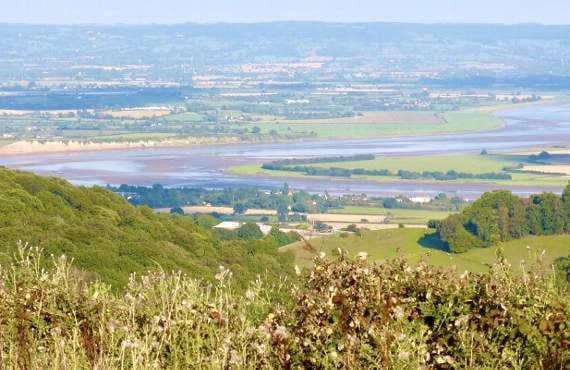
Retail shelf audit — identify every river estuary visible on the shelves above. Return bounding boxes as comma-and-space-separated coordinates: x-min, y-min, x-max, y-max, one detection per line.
1, 104, 570, 199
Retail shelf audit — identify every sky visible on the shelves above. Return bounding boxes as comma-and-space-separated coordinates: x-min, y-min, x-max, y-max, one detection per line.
3, 0, 570, 25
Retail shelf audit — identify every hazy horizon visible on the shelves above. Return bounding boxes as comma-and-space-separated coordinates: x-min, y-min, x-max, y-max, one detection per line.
4, 0, 570, 25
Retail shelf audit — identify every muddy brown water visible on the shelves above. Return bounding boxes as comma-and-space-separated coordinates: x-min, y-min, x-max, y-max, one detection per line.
1, 104, 570, 199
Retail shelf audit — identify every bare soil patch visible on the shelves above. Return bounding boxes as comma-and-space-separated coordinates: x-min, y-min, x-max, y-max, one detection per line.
104, 109, 171, 119
522, 165, 570, 176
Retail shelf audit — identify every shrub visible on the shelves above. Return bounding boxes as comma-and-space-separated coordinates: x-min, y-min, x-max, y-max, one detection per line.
236, 222, 263, 240
427, 219, 442, 229
170, 206, 185, 215
0, 247, 567, 369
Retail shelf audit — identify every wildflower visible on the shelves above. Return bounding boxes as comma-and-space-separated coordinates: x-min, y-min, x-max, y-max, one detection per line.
272, 325, 289, 343
393, 306, 405, 320
398, 351, 410, 361
245, 288, 255, 302
229, 350, 241, 367
356, 252, 368, 260
258, 324, 271, 340
215, 265, 232, 281
294, 265, 301, 276
106, 320, 117, 333
454, 315, 470, 327
121, 339, 139, 350
253, 342, 266, 355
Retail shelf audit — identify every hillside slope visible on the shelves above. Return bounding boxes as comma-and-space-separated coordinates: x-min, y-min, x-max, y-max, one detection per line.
0, 167, 293, 287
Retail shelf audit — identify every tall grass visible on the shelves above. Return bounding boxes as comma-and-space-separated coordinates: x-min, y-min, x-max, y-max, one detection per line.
0, 246, 568, 369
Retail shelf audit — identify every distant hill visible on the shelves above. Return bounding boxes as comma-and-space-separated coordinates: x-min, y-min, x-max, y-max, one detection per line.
0, 22, 569, 89
0, 167, 293, 287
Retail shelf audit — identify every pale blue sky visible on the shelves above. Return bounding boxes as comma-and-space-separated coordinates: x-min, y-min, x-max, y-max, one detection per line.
3, 0, 570, 24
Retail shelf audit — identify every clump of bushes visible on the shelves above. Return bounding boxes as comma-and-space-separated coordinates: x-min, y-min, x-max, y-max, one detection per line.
0, 247, 568, 369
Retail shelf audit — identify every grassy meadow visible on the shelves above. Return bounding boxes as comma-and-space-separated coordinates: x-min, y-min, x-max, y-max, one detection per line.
244, 111, 503, 139
329, 206, 453, 225
228, 153, 570, 187
283, 228, 570, 273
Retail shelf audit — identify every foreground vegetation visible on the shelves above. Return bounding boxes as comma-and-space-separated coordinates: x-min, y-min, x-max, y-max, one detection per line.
0, 247, 567, 369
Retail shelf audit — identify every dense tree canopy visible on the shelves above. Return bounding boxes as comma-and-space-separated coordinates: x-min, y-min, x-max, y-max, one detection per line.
438, 183, 570, 253
0, 168, 294, 288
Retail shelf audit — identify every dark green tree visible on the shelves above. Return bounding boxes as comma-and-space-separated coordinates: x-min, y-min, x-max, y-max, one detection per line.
236, 222, 263, 240
526, 203, 543, 235
276, 200, 289, 222
438, 214, 480, 253
170, 207, 185, 215
532, 193, 565, 235
562, 182, 570, 231
233, 203, 248, 215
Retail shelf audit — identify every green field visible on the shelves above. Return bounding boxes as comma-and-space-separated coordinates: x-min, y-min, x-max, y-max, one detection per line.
313, 154, 512, 173
0, 109, 506, 148
163, 111, 206, 122
283, 228, 570, 273
330, 206, 453, 224
89, 132, 178, 141
243, 111, 503, 139
228, 153, 570, 187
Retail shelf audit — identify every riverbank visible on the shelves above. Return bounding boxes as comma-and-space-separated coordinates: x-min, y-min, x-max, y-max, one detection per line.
0, 136, 242, 156
0, 109, 503, 156
227, 153, 570, 188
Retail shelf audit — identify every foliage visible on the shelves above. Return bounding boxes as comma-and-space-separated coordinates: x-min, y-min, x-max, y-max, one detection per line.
192, 213, 220, 229
427, 219, 442, 229
0, 168, 293, 288
556, 254, 570, 282
262, 156, 512, 181
233, 203, 248, 215
236, 222, 263, 241
262, 154, 376, 167
268, 226, 301, 247
0, 247, 567, 369
438, 186, 570, 253
170, 206, 184, 215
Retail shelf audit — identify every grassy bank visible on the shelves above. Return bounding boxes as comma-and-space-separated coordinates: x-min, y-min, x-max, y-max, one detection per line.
283, 228, 570, 273
243, 111, 503, 139
329, 206, 453, 225
228, 153, 570, 187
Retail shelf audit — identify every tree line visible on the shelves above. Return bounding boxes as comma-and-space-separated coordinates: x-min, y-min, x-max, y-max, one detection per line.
262, 162, 512, 181
436, 183, 570, 253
